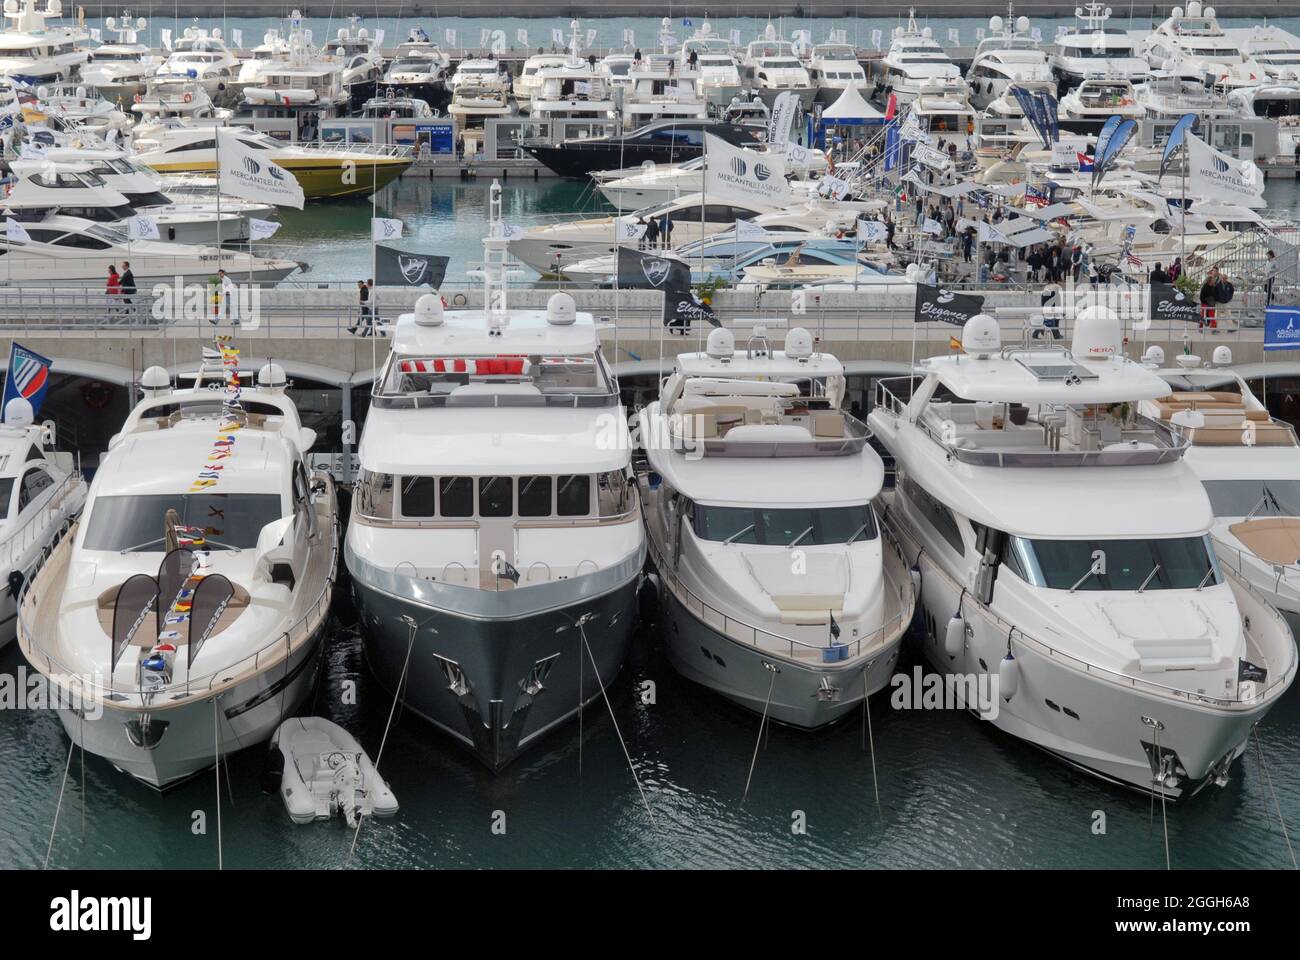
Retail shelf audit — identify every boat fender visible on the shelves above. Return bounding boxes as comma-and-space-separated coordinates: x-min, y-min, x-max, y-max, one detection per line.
909, 565, 921, 597
944, 588, 966, 658
8, 570, 22, 599
999, 648, 1019, 702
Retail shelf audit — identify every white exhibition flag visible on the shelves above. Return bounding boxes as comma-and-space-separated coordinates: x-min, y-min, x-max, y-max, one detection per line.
374, 29, 385, 47
735, 218, 767, 241
89, 27, 100, 41
518, 29, 530, 46
819, 174, 851, 200
1186, 133, 1265, 209
216, 128, 305, 209
857, 219, 887, 243
552, 27, 563, 45
248, 217, 281, 241
160, 28, 172, 50
445, 28, 457, 47
979, 221, 1013, 244
783, 140, 812, 168
5, 218, 30, 243
231, 28, 243, 49
767, 90, 799, 147
871, 28, 882, 50
371, 217, 403, 241
127, 215, 160, 240
704, 133, 788, 207
923, 217, 943, 236
615, 219, 646, 241
585, 28, 597, 48
622, 28, 634, 45
500, 223, 526, 240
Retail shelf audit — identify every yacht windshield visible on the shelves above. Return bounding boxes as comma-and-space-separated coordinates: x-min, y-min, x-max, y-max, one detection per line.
1203, 480, 1300, 518
82, 493, 284, 552
694, 504, 877, 545
1007, 535, 1221, 590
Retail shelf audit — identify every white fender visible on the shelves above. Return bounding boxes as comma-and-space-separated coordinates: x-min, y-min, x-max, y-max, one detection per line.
999, 651, 1019, 701
945, 615, 965, 658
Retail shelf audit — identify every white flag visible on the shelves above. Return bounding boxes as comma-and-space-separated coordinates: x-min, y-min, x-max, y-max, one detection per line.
729, 29, 741, 45
871, 29, 882, 50
445, 28, 457, 47
912, 142, 950, 169
735, 218, 767, 241
1056, 26, 1069, 39
615, 219, 646, 242
818, 174, 851, 200
5, 219, 30, 243
374, 29, 385, 47
248, 217, 281, 241
976, 27, 986, 40
127, 215, 160, 240
1032, 27, 1043, 42
857, 219, 887, 243
1187, 133, 1265, 209
622, 28, 634, 45
979, 221, 1012, 244
585, 28, 597, 49
704, 134, 788, 207
231, 28, 243, 49
216, 128, 305, 209
160, 28, 172, 50
947, 28, 959, 45
923, 217, 943, 236
783, 140, 812, 168
372, 217, 402, 241
518, 28, 529, 46
551, 27, 563, 46
89, 27, 100, 41
480, 29, 490, 48
768, 90, 800, 147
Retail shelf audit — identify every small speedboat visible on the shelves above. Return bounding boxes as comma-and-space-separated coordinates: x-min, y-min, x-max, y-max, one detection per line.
267, 717, 398, 826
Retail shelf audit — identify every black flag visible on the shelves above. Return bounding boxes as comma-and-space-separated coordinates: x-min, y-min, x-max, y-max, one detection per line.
1149, 281, 1201, 324
615, 247, 718, 330
156, 548, 196, 636
188, 573, 235, 670
112, 574, 158, 675
914, 284, 985, 326
1239, 659, 1268, 684
375, 244, 450, 288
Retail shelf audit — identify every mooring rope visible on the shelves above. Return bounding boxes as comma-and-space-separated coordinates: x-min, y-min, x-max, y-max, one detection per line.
743, 663, 778, 804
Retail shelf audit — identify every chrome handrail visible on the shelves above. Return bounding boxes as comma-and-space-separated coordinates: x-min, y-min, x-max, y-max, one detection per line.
0, 471, 83, 572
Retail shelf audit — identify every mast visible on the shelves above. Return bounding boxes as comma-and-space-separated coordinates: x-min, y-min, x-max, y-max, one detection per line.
483, 179, 510, 334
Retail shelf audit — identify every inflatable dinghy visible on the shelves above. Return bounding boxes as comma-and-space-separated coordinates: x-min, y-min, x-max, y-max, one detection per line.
267, 717, 398, 826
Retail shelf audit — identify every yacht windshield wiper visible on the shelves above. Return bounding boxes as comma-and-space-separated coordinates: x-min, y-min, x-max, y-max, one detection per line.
120, 536, 166, 554
787, 526, 814, 548
724, 523, 755, 545
845, 523, 870, 545
1136, 563, 1161, 593
1196, 566, 1217, 591
1069, 566, 1100, 593
199, 538, 242, 553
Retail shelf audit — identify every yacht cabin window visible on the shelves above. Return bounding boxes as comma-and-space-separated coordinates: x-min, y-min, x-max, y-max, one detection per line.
372, 471, 625, 520
1005, 535, 1222, 590
81, 493, 284, 552
479, 477, 513, 517
900, 474, 964, 555
0, 477, 12, 519
693, 503, 877, 545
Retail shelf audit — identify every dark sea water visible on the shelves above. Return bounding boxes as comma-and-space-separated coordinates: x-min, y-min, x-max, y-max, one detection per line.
2, 573, 1298, 870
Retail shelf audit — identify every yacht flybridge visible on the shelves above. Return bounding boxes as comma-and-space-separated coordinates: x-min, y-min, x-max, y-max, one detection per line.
345, 183, 644, 771
740, 23, 816, 109
80, 13, 153, 102
0, 0, 87, 84
18, 355, 339, 789
966, 9, 1052, 111
639, 326, 914, 727
868, 310, 1296, 799
878, 11, 964, 104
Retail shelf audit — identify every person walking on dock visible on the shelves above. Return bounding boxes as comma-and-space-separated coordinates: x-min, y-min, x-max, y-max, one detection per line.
660, 213, 673, 249
1266, 249, 1277, 306
349, 279, 374, 336
120, 261, 136, 317
105, 265, 122, 322
644, 215, 660, 250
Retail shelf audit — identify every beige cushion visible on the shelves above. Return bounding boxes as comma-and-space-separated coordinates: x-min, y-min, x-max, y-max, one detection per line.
812, 412, 844, 438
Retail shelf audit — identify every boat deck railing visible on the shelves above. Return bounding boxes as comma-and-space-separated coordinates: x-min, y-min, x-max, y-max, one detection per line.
875, 375, 1191, 468
0, 470, 83, 573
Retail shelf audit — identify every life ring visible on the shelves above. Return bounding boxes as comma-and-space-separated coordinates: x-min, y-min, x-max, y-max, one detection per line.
133, 93, 142, 104
183, 92, 193, 103
452, 293, 467, 306
81, 380, 112, 409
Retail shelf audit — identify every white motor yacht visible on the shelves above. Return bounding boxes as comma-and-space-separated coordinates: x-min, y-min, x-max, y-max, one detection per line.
877, 11, 964, 105
966, 9, 1052, 111
377, 30, 451, 111
0, 397, 86, 647
808, 42, 867, 106
622, 54, 707, 126
80, 12, 152, 102
345, 184, 644, 770
0, 0, 87, 85
1050, 2, 1149, 92
740, 24, 815, 109
18, 356, 338, 789
868, 309, 1297, 799
1142, 2, 1266, 90
1058, 76, 1144, 122
639, 324, 913, 727
680, 23, 743, 107
148, 26, 239, 97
